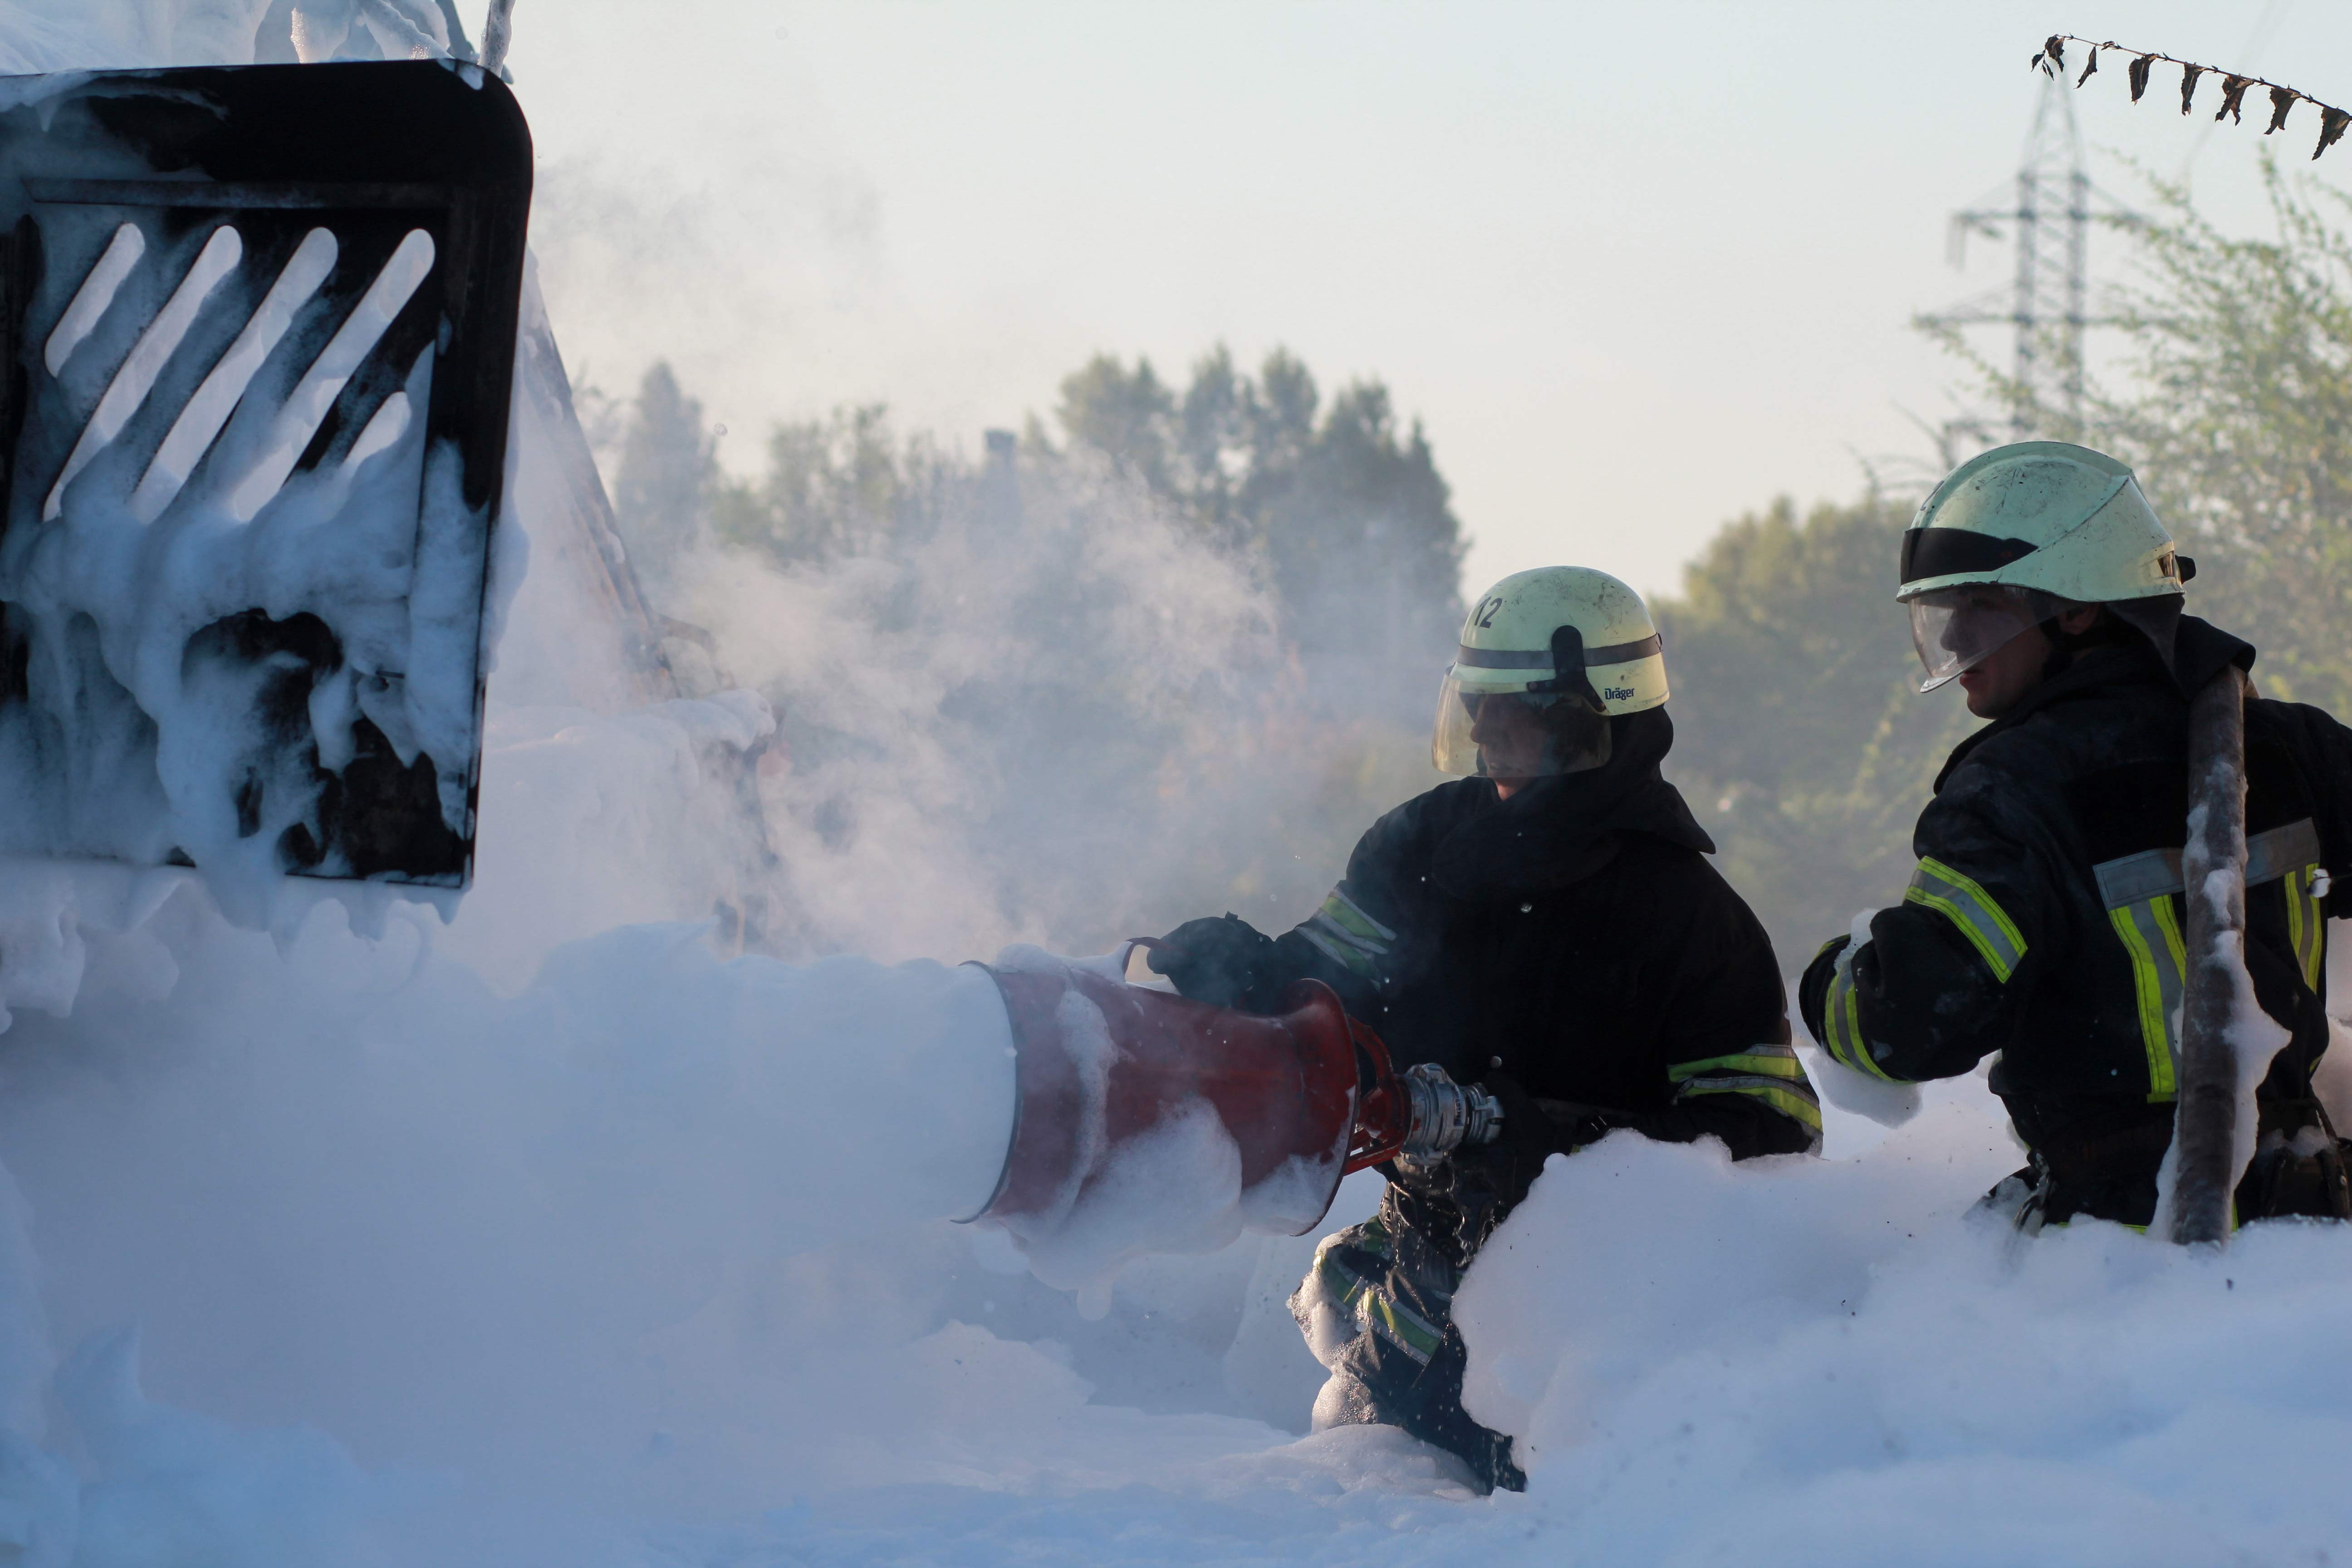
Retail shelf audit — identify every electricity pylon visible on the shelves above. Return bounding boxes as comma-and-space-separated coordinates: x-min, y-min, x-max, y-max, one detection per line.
1918, 69, 2132, 441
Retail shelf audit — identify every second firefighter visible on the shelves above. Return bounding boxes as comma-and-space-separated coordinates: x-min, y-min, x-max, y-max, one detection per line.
1147, 564, 1819, 1492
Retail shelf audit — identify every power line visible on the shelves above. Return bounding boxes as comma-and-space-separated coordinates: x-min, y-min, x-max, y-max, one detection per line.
1916, 71, 2134, 441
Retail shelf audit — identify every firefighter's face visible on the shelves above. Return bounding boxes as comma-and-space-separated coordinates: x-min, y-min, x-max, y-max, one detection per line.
1953, 622, 2049, 717
1468, 692, 1550, 787
1955, 603, 2106, 717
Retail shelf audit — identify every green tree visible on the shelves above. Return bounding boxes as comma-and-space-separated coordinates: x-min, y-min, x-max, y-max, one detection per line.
1929, 159, 2352, 711
1055, 354, 1178, 495
2086, 162, 2352, 711
1174, 343, 1253, 547
1055, 345, 1466, 717
610, 361, 719, 606
1257, 379, 1462, 668
713, 404, 960, 567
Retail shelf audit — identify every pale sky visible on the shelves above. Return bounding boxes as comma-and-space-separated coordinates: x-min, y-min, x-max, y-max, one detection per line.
515, 1, 2350, 602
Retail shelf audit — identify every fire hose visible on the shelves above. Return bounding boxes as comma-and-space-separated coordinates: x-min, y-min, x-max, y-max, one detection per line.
956, 944, 1501, 1236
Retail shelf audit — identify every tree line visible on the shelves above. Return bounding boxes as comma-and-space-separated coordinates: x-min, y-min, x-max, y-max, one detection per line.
596, 160, 2350, 969
606, 346, 1467, 726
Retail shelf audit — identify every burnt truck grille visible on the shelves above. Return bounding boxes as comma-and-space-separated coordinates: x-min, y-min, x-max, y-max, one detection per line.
0, 62, 530, 889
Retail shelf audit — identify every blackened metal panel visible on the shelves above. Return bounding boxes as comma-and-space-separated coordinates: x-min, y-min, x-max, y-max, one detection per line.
0, 62, 531, 890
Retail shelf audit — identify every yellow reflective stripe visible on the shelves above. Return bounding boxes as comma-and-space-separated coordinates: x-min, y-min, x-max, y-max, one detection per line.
1934, 857, 2029, 956
1819, 964, 1852, 1062
2150, 892, 2189, 978
2286, 866, 2327, 992
2108, 906, 2171, 1099
1905, 857, 2027, 983
1297, 925, 1378, 980
1316, 1253, 1370, 1311
2108, 899, 2183, 1103
2287, 867, 2309, 987
1313, 1252, 1446, 1364
1676, 1077, 1824, 1135
2144, 895, 2188, 1105
1667, 1048, 1806, 1082
2306, 874, 2328, 991
1318, 888, 1396, 945
1359, 1286, 1444, 1364
1822, 963, 1897, 1082
1298, 889, 1394, 981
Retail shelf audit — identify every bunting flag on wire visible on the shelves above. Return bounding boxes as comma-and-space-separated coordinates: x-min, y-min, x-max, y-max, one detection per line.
2032, 34, 2352, 162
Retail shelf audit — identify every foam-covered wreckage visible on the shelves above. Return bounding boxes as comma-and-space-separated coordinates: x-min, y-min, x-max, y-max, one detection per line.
0, 60, 530, 911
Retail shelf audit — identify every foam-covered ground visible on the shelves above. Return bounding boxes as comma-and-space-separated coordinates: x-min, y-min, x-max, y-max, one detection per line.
0, 8, 2349, 1565
6, 899, 2351, 1568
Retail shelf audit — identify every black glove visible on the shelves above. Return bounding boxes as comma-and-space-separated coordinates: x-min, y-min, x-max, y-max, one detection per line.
1453, 1073, 1614, 1199
1145, 913, 1279, 1009
1797, 934, 1852, 1044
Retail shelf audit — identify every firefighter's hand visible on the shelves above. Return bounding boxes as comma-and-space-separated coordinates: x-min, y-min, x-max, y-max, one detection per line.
1461, 1074, 1611, 1181
1483, 1073, 1558, 1154
1454, 1073, 1539, 1181
1531, 1096, 1617, 1149
1797, 933, 1852, 1040
1146, 914, 1277, 1009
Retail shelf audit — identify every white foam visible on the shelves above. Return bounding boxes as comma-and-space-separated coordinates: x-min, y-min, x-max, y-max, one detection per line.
227, 227, 433, 522
45, 225, 242, 521
1452, 1096, 2352, 1566
130, 226, 339, 524
0, 218, 486, 927
42, 221, 142, 377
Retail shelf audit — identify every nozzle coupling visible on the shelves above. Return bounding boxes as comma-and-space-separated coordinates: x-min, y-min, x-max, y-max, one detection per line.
1398, 1062, 1503, 1156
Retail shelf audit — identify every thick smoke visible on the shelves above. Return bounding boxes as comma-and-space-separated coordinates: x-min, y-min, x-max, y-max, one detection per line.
0, 21, 1405, 1553
0, 289, 1385, 1561
672, 449, 1436, 965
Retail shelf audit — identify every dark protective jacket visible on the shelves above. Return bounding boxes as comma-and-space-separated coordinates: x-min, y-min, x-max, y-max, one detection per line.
1166, 708, 1814, 1493
1168, 709, 1819, 1257
1799, 615, 2352, 1226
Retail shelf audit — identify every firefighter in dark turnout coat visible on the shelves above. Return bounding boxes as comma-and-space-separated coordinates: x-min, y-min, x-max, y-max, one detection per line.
1799, 442, 2352, 1231
1150, 566, 1818, 1492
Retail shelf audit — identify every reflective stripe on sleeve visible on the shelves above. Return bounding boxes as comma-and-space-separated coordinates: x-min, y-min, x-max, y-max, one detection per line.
1903, 857, 2028, 983
1297, 887, 1397, 982
1669, 1040, 1823, 1142
1675, 1072, 1816, 1133
1820, 958, 1899, 1082
1675, 1077, 1824, 1137
1666, 1043, 1810, 1083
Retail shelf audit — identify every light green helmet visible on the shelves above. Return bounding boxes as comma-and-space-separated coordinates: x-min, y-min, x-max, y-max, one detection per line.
1898, 441, 2188, 605
1432, 566, 1666, 778
1897, 442, 2193, 693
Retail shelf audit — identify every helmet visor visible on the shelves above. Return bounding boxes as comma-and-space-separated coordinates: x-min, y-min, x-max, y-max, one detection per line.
1431, 677, 1612, 779
1907, 586, 2064, 693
